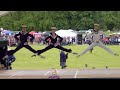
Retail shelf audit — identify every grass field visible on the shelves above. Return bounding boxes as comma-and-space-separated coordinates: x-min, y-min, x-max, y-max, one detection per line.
9, 44, 120, 70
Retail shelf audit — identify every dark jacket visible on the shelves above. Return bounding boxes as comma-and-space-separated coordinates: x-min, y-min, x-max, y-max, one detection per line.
14, 32, 34, 43
8, 55, 16, 63
60, 51, 68, 62
45, 33, 63, 45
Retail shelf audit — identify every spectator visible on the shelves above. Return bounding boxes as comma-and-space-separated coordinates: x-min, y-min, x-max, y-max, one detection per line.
48, 70, 60, 79
60, 50, 68, 69
6, 51, 16, 70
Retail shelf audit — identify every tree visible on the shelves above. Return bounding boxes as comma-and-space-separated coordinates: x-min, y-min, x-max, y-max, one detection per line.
0, 11, 120, 31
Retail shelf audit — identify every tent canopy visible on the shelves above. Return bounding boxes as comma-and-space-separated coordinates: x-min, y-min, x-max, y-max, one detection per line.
55, 29, 77, 37
3, 30, 13, 35
29, 31, 37, 35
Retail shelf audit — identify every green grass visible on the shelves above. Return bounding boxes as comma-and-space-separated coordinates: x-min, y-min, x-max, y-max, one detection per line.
9, 44, 120, 70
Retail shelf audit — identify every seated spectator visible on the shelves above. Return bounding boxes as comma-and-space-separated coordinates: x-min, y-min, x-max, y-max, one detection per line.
48, 70, 60, 79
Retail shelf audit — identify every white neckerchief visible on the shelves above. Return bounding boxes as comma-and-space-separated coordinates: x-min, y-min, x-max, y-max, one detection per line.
51, 34, 57, 39
20, 31, 27, 35
94, 31, 99, 34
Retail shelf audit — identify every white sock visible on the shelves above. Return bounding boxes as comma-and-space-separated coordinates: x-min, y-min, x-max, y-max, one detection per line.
34, 53, 38, 55
71, 52, 78, 54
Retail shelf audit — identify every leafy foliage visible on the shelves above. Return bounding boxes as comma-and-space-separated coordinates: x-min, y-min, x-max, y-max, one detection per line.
0, 11, 120, 31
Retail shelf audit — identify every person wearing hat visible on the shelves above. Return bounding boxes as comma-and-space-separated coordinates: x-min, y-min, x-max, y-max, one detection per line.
32, 26, 78, 57
77, 24, 119, 57
7, 25, 38, 57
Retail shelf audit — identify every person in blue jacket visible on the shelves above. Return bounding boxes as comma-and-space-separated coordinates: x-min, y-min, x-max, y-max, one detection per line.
2, 48, 16, 70
7, 54, 16, 70
60, 50, 68, 69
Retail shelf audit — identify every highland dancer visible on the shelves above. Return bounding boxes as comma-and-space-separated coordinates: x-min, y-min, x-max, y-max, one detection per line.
32, 26, 78, 57
77, 24, 119, 57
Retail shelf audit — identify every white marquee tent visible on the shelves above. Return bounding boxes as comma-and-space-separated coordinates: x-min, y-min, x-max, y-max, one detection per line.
55, 29, 77, 38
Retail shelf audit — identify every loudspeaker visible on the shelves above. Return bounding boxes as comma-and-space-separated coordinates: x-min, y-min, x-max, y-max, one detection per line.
77, 34, 82, 45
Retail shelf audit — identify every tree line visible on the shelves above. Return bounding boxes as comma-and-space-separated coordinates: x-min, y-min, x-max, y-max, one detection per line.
0, 11, 120, 32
